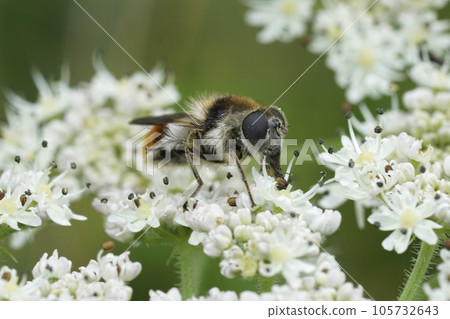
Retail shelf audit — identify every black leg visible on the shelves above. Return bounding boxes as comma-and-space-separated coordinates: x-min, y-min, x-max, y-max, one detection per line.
185, 145, 204, 198
232, 151, 256, 207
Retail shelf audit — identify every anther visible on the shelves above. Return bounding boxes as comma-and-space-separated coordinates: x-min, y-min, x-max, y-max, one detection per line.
320, 171, 327, 177
0, 191, 5, 201
227, 197, 237, 207
341, 101, 352, 113
319, 138, 325, 145
41, 140, 48, 148
327, 146, 334, 154
149, 191, 156, 199
293, 150, 300, 157
400, 228, 407, 235
1, 272, 11, 281
134, 198, 141, 207
100, 198, 108, 204
385, 165, 393, 173
373, 221, 381, 228
20, 194, 27, 206
51, 161, 57, 169
85, 183, 91, 189
345, 112, 353, 120
374, 126, 383, 134
62, 188, 68, 195
128, 193, 134, 200
25, 189, 31, 196
163, 177, 169, 185
102, 240, 115, 251
434, 193, 441, 200
444, 239, 450, 250
419, 165, 426, 174
226, 172, 233, 179
348, 159, 355, 168
70, 162, 77, 170
14, 156, 21, 164
376, 181, 384, 188
376, 108, 384, 115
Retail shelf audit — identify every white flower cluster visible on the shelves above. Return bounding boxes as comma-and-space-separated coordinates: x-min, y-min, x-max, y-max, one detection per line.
244, 0, 450, 102
0, 154, 86, 234
319, 62, 450, 254
94, 154, 363, 299
150, 254, 367, 300
0, 249, 141, 300
352, 62, 450, 161
0, 57, 179, 192
424, 247, 450, 300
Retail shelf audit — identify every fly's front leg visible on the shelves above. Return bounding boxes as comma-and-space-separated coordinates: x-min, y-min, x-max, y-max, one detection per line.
231, 151, 256, 207
185, 144, 204, 199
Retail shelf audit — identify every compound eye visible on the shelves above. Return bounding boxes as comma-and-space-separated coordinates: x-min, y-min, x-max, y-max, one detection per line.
242, 111, 268, 145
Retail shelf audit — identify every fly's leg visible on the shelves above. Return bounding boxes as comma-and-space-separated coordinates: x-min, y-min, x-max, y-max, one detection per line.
231, 151, 256, 207
185, 145, 204, 198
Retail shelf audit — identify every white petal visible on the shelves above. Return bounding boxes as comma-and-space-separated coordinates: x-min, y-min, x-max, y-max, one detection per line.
282, 259, 316, 289
127, 219, 146, 233
416, 200, 438, 219
414, 221, 441, 245
444, 156, 450, 177
18, 211, 42, 227
70, 212, 87, 221
188, 231, 206, 246
368, 212, 400, 231
382, 230, 410, 254
2, 216, 20, 230
46, 206, 71, 226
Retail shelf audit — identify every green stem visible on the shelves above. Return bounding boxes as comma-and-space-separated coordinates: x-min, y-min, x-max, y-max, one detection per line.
398, 241, 437, 301
178, 243, 195, 300
176, 240, 205, 300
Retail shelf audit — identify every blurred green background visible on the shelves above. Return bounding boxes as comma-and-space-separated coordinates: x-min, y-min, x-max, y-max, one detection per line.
2, 0, 448, 300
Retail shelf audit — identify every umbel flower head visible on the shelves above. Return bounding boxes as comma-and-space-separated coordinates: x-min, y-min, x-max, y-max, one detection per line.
368, 180, 442, 254
243, 0, 450, 102
93, 148, 344, 293
0, 249, 141, 300
319, 113, 422, 206
150, 253, 367, 301
245, 0, 315, 43
319, 102, 448, 254
0, 57, 180, 193
0, 148, 86, 233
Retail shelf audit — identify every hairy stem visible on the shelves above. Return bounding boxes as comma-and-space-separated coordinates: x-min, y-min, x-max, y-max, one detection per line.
178, 243, 195, 300
176, 238, 205, 300
398, 241, 438, 301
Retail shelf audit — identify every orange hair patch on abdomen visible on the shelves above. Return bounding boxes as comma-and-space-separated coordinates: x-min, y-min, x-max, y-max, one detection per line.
144, 125, 165, 149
